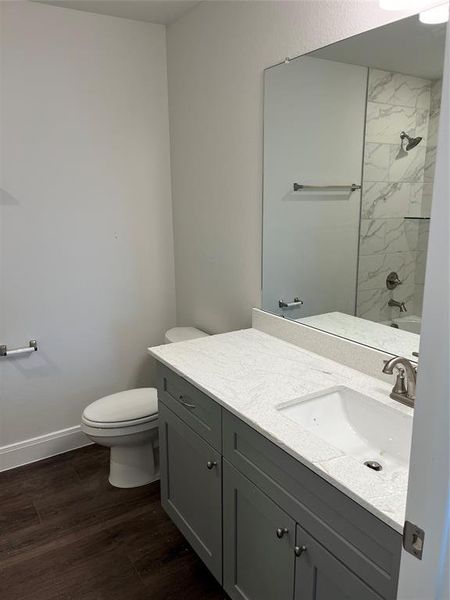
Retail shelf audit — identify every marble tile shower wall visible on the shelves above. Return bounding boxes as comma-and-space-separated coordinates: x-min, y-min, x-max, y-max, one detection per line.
356, 69, 440, 323
415, 78, 442, 314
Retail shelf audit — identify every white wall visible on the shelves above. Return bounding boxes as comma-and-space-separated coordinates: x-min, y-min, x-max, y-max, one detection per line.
263, 56, 367, 319
0, 1, 175, 458
167, 0, 418, 334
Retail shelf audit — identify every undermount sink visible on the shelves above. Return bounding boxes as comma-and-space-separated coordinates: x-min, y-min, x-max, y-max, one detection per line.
277, 386, 412, 472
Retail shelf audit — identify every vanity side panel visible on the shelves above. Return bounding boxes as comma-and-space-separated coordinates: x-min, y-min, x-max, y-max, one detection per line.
223, 410, 401, 600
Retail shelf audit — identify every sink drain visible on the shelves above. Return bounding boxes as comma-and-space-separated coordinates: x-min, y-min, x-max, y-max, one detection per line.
364, 460, 382, 472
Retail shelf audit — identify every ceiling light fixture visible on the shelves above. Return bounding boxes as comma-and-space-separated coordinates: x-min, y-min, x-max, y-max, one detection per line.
419, 2, 449, 23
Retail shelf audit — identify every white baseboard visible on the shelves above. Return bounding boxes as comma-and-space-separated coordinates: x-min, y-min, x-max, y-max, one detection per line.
0, 425, 92, 472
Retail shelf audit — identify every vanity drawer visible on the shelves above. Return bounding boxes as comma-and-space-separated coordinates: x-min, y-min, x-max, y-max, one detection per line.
222, 410, 401, 600
157, 363, 222, 450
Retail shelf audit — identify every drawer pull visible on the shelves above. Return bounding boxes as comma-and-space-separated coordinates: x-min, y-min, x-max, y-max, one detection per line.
178, 394, 196, 409
276, 528, 289, 539
294, 545, 307, 557
206, 461, 217, 470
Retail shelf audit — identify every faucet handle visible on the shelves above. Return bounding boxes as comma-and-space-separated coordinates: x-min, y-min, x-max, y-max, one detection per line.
386, 272, 403, 289
392, 367, 407, 395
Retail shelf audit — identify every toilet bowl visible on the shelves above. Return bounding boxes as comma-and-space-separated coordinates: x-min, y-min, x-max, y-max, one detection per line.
81, 388, 159, 488
81, 327, 208, 488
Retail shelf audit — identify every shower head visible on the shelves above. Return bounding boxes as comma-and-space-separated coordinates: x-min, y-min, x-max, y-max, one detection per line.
400, 131, 423, 151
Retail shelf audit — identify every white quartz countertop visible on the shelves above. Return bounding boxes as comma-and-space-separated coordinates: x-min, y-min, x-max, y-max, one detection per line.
148, 328, 412, 533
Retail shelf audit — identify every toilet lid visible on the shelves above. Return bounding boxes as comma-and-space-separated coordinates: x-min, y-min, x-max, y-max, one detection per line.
83, 388, 158, 424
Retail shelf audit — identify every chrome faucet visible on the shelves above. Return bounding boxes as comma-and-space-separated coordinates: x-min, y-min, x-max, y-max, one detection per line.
388, 298, 407, 313
382, 356, 417, 408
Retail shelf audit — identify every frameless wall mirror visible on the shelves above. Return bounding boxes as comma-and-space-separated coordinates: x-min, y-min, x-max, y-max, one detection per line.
262, 14, 446, 359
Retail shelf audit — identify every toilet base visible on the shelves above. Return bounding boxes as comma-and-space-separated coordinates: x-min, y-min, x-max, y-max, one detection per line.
109, 440, 159, 488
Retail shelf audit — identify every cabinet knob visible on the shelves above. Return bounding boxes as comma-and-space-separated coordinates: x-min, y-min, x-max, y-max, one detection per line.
206, 461, 217, 470
276, 527, 289, 539
294, 545, 307, 557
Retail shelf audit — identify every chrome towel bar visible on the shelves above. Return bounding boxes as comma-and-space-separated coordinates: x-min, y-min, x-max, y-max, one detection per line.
293, 183, 361, 192
0, 339, 38, 357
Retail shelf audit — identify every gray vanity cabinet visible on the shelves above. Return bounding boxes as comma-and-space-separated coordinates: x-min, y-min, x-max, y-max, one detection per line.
157, 363, 402, 600
294, 525, 383, 600
223, 460, 296, 600
158, 401, 222, 581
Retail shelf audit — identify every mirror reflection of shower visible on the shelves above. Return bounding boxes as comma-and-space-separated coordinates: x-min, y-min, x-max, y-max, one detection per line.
262, 14, 445, 357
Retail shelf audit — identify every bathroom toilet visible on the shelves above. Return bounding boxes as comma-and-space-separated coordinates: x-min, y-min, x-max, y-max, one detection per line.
81, 388, 159, 488
81, 327, 208, 488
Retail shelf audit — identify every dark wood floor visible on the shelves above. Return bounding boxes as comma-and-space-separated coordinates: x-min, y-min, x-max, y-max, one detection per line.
0, 445, 227, 600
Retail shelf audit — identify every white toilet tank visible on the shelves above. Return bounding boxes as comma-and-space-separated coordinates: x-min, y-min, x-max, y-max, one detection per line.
165, 327, 209, 344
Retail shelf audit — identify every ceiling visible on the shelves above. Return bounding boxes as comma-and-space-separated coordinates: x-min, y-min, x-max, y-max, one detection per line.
310, 15, 446, 80
35, 0, 201, 25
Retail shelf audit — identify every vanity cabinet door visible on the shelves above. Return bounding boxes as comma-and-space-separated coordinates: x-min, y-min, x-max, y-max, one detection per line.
223, 460, 296, 600
159, 401, 222, 582
294, 525, 383, 600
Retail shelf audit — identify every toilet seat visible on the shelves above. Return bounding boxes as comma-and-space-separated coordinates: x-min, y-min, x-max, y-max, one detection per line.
81, 416, 158, 440
82, 412, 158, 430
82, 388, 158, 429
